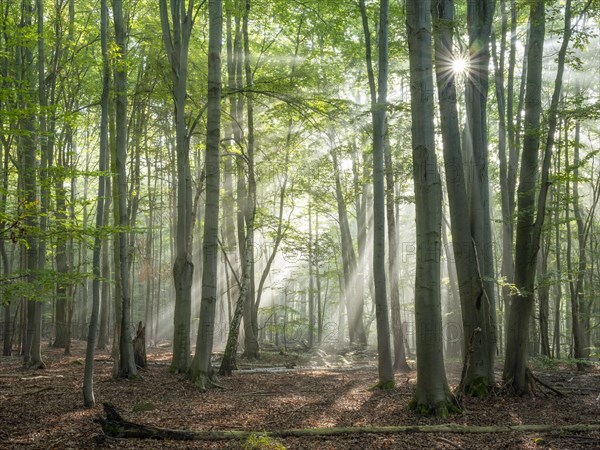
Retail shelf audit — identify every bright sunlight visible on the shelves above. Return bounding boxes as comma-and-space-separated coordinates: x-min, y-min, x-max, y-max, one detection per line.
452, 54, 469, 74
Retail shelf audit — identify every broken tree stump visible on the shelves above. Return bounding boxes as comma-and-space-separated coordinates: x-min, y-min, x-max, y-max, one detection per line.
133, 322, 147, 369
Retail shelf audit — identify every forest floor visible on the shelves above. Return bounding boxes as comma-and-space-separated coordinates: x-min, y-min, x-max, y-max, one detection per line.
1, 341, 599, 449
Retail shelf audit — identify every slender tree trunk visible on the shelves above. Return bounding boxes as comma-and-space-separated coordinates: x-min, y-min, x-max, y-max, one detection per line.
97, 175, 112, 350
241, 0, 259, 359
1, 102, 11, 357
159, 0, 196, 373
113, 0, 137, 379
538, 237, 551, 357
189, 0, 222, 390
572, 115, 589, 365
358, 0, 394, 386
315, 212, 323, 344
552, 136, 562, 359
504, 0, 579, 393
83, 0, 110, 406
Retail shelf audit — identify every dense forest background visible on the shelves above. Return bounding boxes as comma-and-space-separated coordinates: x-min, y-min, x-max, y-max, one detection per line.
0, 0, 599, 415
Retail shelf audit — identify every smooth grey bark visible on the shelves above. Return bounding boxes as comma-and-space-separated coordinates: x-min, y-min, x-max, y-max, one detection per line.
463, 0, 497, 392
0, 142, 9, 356
358, 0, 394, 386
189, 0, 222, 390
80, 163, 89, 341
53, 145, 71, 350
552, 135, 562, 359
315, 212, 323, 344
113, 0, 137, 380
1, 20, 11, 357
47, 0, 70, 352
240, 0, 259, 359
571, 118, 585, 360
159, 0, 195, 373
493, 0, 516, 354
36, 0, 54, 353
406, 0, 455, 416
143, 143, 156, 344
20, 0, 43, 370
218, 1, 242, 374
97, 175, 112, 350
308, 202, 315, 347
83, 0, 109, 407
433, 0, 493, 395
502, 0, 545, 395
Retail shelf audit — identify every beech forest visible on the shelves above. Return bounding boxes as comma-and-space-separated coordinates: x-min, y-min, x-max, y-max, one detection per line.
1, 0, 600, 448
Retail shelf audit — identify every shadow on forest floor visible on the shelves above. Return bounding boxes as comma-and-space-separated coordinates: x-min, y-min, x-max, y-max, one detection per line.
0, 340, 599, 449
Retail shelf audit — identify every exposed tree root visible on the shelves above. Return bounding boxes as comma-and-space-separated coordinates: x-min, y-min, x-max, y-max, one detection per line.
501, 369, 564, 397
529, 372, 564, 397
97, 404, 599, 441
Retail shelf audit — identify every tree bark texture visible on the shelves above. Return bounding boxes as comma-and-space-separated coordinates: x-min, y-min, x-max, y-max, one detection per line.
406, 0, 456, 416
189, 0, 222, 390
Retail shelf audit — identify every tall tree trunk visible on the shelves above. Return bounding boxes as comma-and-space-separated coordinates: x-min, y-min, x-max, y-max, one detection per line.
189, 0, 222, 390
1, 71, 11, 356
406, 0, 455, 416
113, 0, 137, 380
308, 202, 315, 348
20, 0, 44, 370
503, 0, 546, 395
358, 0, 394, 387
504, 0, 575, 394
433, 0, 492, 396
552, 133, 562, 359
53, 143, 70, 350
463, 0, 496, 392
493, 0, 515, 356
572, 114, 591, 365
241, 0, 259, 359
83, 0, 109, 406
159, 0, 196, 373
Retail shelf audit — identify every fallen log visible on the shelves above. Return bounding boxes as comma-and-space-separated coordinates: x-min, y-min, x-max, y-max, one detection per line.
97, 404, 600, 441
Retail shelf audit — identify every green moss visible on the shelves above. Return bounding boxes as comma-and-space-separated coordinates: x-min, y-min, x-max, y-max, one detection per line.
369, 380, 395, 391
465, 376, 489, 398
408, 396, 462, 417
242, 433, 286, 450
